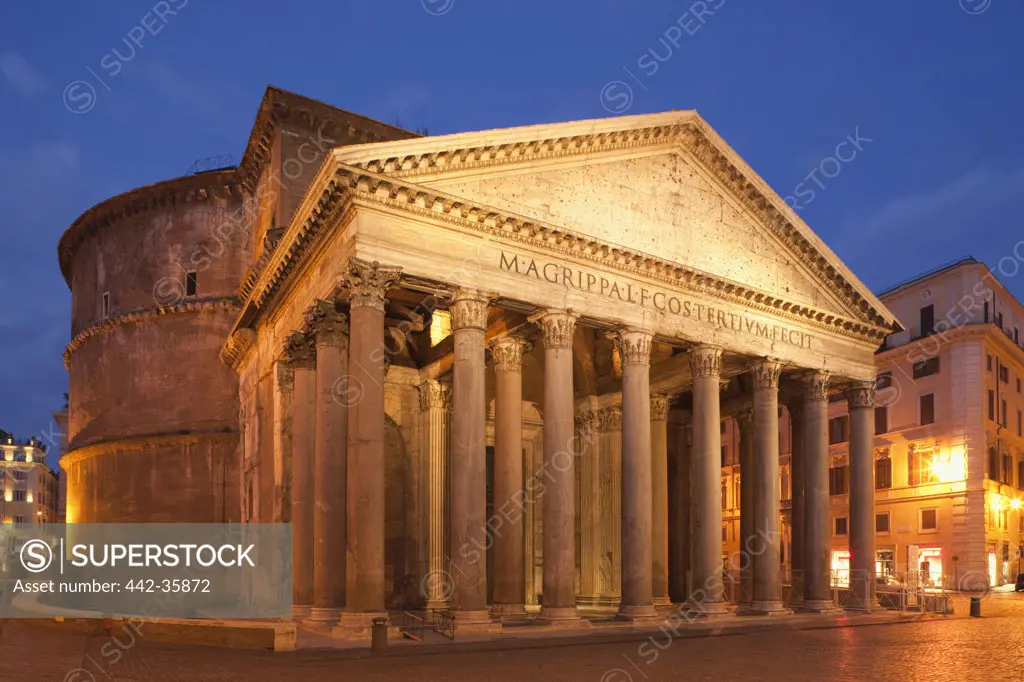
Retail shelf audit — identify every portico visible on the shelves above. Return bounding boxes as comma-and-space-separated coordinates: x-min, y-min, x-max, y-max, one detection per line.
221, 111, 899, 637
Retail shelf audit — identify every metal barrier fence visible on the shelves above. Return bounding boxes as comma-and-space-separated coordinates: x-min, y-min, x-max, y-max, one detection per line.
429, 609, 455, 639
391, 611, 426, 641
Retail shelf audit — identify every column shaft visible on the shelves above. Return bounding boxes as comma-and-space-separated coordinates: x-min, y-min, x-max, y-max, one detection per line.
737, 409, 754, 606
448, 291, 492, 628
847, 382, 877, 611
536, 310, 581, 623
749, 359, 787, 614
491, 337, 528, 619
338, 257, 400, 636
800, 372, 836, 611
617, 330, 657, 621
272, 362, 294, 524
285, 333, 316, 617
689, 346, 727, 615
668, 418, 691, 603
651, 396, 671, 608
419, 381, 451, 609
789, 403, 805, 604
576, 405, 601, 606
598, 407, 622, 605
309, 301, 348, 624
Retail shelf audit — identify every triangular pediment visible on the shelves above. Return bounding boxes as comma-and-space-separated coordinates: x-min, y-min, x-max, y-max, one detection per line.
330, 112, 899, 332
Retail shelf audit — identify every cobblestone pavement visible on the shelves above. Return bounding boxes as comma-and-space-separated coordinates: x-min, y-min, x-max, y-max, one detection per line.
3, 594, 1024, 681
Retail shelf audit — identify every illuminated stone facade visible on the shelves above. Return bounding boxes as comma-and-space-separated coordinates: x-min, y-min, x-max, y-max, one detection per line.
0, 438, 59, 524
61, 87, 907, 635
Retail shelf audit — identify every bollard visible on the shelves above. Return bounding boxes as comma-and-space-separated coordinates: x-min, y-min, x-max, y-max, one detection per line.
371, 617, 388, 652
969, 596, 982, 617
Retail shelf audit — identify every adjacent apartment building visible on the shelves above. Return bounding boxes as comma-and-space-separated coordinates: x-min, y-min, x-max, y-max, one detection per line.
721, 256, 1024, 591
1, 435, 60, 524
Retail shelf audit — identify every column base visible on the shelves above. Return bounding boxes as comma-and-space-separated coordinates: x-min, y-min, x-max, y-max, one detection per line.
425, 600, 452, 612
575, 595, 603, 607
303, 607, 342, 628
595, 595, 622, 608
332, 611, 392, 640
652, 595, 673, 607
451, 609, 502, 635
490, 603, 529, 620
292, 605, 312, 619
617, 604, 661, 623
745, 600, 792, 616
684, 601, 733, 619
537, 606, 590, 628
798, 599, 843, 614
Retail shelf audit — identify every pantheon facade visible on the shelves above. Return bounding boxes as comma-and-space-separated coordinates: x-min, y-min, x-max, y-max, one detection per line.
59, 87, 899, 637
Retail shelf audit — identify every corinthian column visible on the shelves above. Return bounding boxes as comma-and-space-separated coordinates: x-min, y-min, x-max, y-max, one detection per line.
689, 345, 728, 616
650, 395, 671, 609
736, 408, 754, 608
336, 257, 400, 638
490, 336, 529, 619
616, 329, 657, 621
598, 406, 623, 605
419, 381, 451, 610
535, 310, 583, 625
284, 332, 316, 618
847, 381, 877, 612
788, 400, 805, 606
308, 300, 348, 625
448, 290, 497, 632
748, 359, 788, 615
799, 371, 837, 612
273, 360, 294, 524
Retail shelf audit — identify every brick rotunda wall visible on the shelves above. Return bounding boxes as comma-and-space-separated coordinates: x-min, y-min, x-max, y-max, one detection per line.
59, 171, 248, 522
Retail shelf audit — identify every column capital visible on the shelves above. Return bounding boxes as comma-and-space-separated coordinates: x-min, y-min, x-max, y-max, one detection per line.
306, 299, 349, 348
283, 331, 316, 370
689, 345, 723, 379
574, 408, 600, 436
597, 405, 622, 432
845, 382, 876, 409
800, 370, 831, 403
418, 380, 451, 412
534, 309, 579, 349
750, 358, 784, 389
343, 257, 401, 311
615, 328, 654, 366
490, 335, 529, 371
650, 395, 671, 421
450, 290, 491, 331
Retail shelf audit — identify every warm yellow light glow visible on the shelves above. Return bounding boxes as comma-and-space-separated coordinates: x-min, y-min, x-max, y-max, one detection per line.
25, 452, 32, 463
26, 492, 33, 504
1011, 499, 1023, 510
429, 310, 452, 347
3, 450, 11, 462
929, 446, 966, 483
3, 489, 10, 503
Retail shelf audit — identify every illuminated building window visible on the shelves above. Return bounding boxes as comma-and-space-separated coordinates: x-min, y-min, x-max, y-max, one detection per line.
829, 465, 848, 495
875, 458, 892, 489
876, 512, 890, 534
920, 508, 938, 532
876, 549, 895, 579
828, 416, 848, 444
919, 394, 935, 426
913, 357, 939, 379
875, 406, 888, 435
833, 517, 848, 537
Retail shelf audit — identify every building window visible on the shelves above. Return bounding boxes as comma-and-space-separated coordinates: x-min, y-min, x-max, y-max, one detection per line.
919, 304, 935, 337
722, 524, 727, 542
876, 372, 892, 390
185, 271, 198, 297
876, 512, 890, 534
100, 291, 110, 319
721, 478, 728, 510
12, 471, 25, 481
1017, 328, 1020, 344
13, 490, 25, 502
987, 354, 993, 371
1003, 452, 1014, 485
875, 458, 892, 489
913, 357, 940, 378
990, 447, 1000, 481
1002, 399, 1008, 427
1001, 365, 1010, 383
919, 393, 935, 425
920, 507, 938, 532
829, 465, 848, 495
14, 516, 24, 524
1018, 410, 1022, 438
984, 301, 990, 323
1017, 377, 1021, 394
989, 390, 996, 421
875, 406, 888, 435
828, 416, 849, 445
834, 517, 848, 537
721, 446, 727, 468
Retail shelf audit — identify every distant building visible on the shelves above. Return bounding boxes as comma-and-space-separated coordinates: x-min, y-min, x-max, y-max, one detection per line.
1, 436, 59, 524
52, 406, 69, 523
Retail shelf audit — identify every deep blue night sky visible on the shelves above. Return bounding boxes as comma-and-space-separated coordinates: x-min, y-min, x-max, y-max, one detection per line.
1, 0, 1021, 449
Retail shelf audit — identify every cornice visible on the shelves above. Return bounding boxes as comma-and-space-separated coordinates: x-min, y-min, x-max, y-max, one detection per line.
332, 116, 896, 334
58, 170, 242, 286
64, 296, 240, 369
237, 163, 891, 347
61, 430, 236, 470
